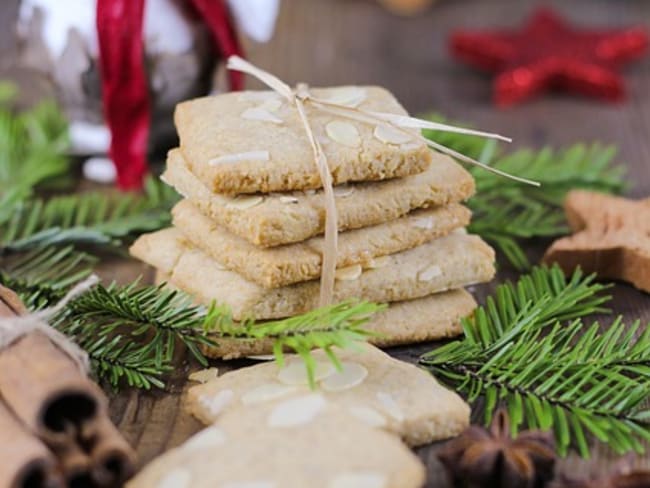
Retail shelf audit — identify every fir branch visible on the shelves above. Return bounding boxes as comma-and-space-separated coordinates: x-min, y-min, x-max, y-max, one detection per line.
50, 281, 381, 390
420, 265, 650, 458
0, 245, 97, 309
0, 177, 178, 254
0, 86, 70, 213
53, 282, 213, 389
422, 114, 626, 269
205, 300, 385, 385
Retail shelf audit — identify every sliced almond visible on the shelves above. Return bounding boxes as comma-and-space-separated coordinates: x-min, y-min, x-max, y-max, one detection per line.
184, 425, 227, 449
277, 360, 335, 386
347, 406, 387, 428
157, 468, 192, 488
241, 107, 283, 124
259, 99, 283, 112
376, 392, 405, 423
326, 120, 360, 147
365, 256, 391, 269
267, 394, 327, 428
373, 124, 412, 145
321, 362, 368, 391
246, 354, 276, 361
188, 367, 219, 384
417, 264, 442, 282
279, 195, 299, 204
323, 87, 367, 108
242, 383, 299, 406
412, 216, 434, 229
199, 389, 234, 417
209, 150, 270, 165
333, 185, 355, 198
335, 264, 362, 281
225, 195, 264, 210
328, 472, 387, 488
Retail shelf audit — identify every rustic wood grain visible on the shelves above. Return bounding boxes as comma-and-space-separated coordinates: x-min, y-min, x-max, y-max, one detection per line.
2, 0, 650, 485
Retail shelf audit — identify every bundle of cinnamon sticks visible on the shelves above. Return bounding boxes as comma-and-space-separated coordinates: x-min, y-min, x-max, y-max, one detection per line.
0, 284, 136, 488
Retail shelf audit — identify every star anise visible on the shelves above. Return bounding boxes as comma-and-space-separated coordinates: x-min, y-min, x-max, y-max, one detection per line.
551, 455, 650, 488
437, 408, 556, 488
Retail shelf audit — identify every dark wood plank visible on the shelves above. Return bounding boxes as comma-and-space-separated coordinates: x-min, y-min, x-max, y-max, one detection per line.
1, 0, 650, 484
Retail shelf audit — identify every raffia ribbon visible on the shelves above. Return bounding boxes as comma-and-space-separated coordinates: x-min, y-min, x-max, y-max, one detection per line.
227, 56, 537, 306
0, 275, 99, 372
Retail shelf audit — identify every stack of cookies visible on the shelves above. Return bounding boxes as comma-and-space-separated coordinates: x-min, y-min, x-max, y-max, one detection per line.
130, 85, 496, 358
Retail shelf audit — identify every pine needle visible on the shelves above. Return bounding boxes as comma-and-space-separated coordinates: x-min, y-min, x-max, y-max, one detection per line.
0, 176, 179, 254
420, 265, 650, 458
0, 85, 70, 216
206, 300, 385, 386
48, 281, 382, 390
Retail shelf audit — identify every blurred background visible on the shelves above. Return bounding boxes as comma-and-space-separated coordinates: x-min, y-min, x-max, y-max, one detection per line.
1, 0, 648, 194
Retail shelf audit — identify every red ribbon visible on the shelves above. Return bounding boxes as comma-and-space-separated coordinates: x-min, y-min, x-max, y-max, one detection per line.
96, 0, 244, 190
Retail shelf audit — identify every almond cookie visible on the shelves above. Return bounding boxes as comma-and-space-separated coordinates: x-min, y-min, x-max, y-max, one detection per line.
175, 87, 432, 195
156, 271, 476, 359
130, 228, 495, 320
172, 199, 471, 288
128, 395, 425, 488
186, 345, 470, 447
162, 148, 474, 247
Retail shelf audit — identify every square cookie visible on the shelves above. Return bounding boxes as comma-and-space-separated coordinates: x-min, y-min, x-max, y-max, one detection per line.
187, 345, 470, 447
173, 199, 471, 288
130, 228, 495, 320
163, 148, 474, 247
175, 87, 431, 194
157, 270, 476, 359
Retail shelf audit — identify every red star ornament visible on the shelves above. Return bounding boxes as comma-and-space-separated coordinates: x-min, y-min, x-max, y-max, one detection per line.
451, 8, 649, 106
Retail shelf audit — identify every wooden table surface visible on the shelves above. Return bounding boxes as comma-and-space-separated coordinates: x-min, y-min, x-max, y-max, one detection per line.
2, 0, 650, 485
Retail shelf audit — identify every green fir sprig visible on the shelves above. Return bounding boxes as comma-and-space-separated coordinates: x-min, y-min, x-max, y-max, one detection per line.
206, 300, 385, 387
0, 176, 178, 254
0, 82, 70, 220
423, 115, 627, 269
51, 282, 381, 390
420, 265, 650, 458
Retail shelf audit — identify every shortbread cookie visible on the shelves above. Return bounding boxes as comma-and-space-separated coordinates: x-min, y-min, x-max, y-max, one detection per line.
175, 87, 432, 195
163, 148, 474, 246
128, 398, 425, 488
157, 271, 476, 359
131, 228, 495, 320
173, 199, 471, 288
187, 345, 470, 446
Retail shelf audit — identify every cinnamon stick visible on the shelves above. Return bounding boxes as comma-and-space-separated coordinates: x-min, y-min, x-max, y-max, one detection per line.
0, 400, 63, 488
0, 331, 108, 446
0, 284, 136, 486
84, 415, 136, 486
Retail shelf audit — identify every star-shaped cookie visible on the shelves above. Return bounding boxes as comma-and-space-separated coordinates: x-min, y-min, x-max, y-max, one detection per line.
543, 190, 650, 293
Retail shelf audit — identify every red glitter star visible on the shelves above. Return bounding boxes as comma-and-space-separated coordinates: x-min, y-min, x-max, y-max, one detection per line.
450, 8, 649, 106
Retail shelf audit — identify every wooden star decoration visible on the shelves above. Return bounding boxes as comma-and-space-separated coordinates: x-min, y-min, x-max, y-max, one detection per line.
451, 8, 649, 106
543, 190, 650, 293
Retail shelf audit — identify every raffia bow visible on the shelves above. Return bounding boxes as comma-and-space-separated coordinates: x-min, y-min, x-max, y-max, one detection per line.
0, 275, 99, 372
227, 56, 537, 306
